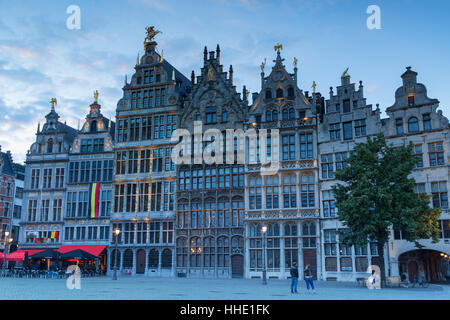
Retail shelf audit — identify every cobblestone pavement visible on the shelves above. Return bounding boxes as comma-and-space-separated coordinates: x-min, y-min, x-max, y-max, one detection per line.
0, 277, 448, 300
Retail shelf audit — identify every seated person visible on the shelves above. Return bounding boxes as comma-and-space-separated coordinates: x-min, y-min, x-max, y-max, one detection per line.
400, 273, 409, 287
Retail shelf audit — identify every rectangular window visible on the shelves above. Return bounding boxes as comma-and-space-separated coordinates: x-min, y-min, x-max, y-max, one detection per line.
343, 99, 351, 113
321, 154, 334, 179
43, 168, 52, 189
283, 175, 297, 208
66, 192, 76, 218
205, 106, 217, 124
27, 199, 37, 221
322, 190, 335, 217
31, 169, 40, 189
412, 145, 423, 169
329, 123, 340, 140
429, 142, 444, 166
55, 168, 64, 188
299, 133, 313, 159
396, 118, 404, 135
52, 198, 62, 221
40, 199, 50, 221
100, 190, 112, 217
423, 114, 431, 131
343, 121, 353, 140
93, 138, 104, 152
102, 160, 113, 182
142, 116, 152, 140
354, 119, 366, 137
432, 181, 448, 209
77, 191, 89, 217
335, 152, 348, 171
324, 230, 337, 271
249, 177, 262, 209
128, 150, 139, 174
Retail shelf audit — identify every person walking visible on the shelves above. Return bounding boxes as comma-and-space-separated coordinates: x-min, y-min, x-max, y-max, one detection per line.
304, 264, 316, 294
289, 262, 299, 294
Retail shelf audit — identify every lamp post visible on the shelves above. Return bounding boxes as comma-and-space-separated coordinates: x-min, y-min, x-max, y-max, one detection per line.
2, 232, 10, 273
112, 229, 121, 280
261, 225, 267, 285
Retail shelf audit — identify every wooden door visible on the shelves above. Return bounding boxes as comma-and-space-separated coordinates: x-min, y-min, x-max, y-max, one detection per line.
136, 249, 146, 274
303, 249, 317, 280
231, 255, 244, 278
408, 261, 418, 282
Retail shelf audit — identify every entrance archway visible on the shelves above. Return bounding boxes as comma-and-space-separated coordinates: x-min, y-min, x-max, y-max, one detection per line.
398, 249, 450, 283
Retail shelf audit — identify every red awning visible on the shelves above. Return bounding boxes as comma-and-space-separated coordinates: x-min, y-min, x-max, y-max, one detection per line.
1, 249, 45, 261
56, 245, 106, 257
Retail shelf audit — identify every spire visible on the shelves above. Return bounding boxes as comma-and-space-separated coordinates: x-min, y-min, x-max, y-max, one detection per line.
37, 122, 40, 133
216, 44, 221, 64
77, 119, 80, 131
136, 53, 140, 66
191, 70, 195, 85
229, 65, 233, 86
124, 74, 128, 86
203, 46, 208, 63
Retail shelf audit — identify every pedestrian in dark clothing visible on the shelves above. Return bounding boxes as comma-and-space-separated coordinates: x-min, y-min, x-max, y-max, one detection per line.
304, 264, 316, 293
290, 262, 299, 294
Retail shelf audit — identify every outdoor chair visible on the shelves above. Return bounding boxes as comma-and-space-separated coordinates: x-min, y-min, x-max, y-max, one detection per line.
386, 276, 403, 287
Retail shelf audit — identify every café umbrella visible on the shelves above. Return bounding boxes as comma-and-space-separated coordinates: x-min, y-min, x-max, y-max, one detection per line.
60, 249, 97, 260
29, 249, 61, 260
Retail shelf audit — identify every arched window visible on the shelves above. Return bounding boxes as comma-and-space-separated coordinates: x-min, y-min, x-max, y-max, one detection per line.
203, 237, 215, 268
110, 249, 120, 269
289, 108, 295, 119
408, 117, 419, 132
249, 176, 262, 210
232, 197, 244, 226
176, 237, 188, 267
272, 110, 278, 121
217, 236, 229, 267
266, 223, 281, 270
283, 174, 297, 208
47, 138, 53, 153
285, 223, 298, 267
161, 248, 172, 268
287, 87, 294, 97
266, 110, 271, 122
282, 108, 289, 120
276, 88, 283, 98
148, 249, 159, 268
123, 249, 133, 268
265, 90, 272, 99
190, 237, 201, 267
90, 120, 97, 133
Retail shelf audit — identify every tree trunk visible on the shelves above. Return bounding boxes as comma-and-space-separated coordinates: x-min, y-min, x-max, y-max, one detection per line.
377, 242, 386, 288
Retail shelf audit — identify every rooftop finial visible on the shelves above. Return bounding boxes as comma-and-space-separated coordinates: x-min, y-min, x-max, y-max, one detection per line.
312, 81, 317, 93
274, 43, 283, 53
216, 44, 221, 63
124, 74, 128, 86
50, 98, 57, 111
341, 67, 349, 78
144, 26, 161, 49
204, 46, 208, 61
136, 53, 140, 65
260, 58, 266, 73
293, 57, 298, 69
94, 90, 99, 103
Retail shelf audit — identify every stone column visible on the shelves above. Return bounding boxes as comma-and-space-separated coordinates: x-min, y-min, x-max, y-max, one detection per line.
297, 220, 304, 279
132, 248, 137, 275
244, 223, 250, 279
158, 248, 162, 276
279, 221, 285, 279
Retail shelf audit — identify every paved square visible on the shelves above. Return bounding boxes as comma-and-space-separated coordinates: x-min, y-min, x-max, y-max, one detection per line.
0, 277, 448, 300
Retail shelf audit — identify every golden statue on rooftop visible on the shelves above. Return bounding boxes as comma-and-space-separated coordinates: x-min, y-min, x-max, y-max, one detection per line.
50, 98, 57, 110
274, 43, 283, 53
94, 90, 99, 103
144, 26, 161, 43
260, 58, 266, 72
312, 81, 317, 93
294, 57, 298, 68
341, 67, 349, 78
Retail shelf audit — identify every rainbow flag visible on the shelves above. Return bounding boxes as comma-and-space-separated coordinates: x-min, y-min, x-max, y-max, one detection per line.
89, 183, 101, 219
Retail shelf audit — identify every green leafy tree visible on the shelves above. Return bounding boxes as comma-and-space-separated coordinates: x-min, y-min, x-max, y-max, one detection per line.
332, 134, 441, 287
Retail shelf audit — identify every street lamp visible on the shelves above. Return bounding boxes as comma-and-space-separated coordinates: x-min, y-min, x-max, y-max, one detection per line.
261, 225, 268, 285
2, 232, 10, 272
112, 229, 121, 281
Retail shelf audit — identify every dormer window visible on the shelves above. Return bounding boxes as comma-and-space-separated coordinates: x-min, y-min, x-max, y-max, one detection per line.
423, 114, 431, 131
47, 138, 53, 153
287, 87, 294, 97
205, 106, 217, 124
276, 88, 283, 98
343, 99, 351, 113
408, 117, 419, 133
90, 120, 97, 133
408, 95, 415, 106
265, 90, 272, 99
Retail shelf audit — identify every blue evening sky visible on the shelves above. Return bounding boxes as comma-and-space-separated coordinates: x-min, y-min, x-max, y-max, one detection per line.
0, 0, 449, 162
